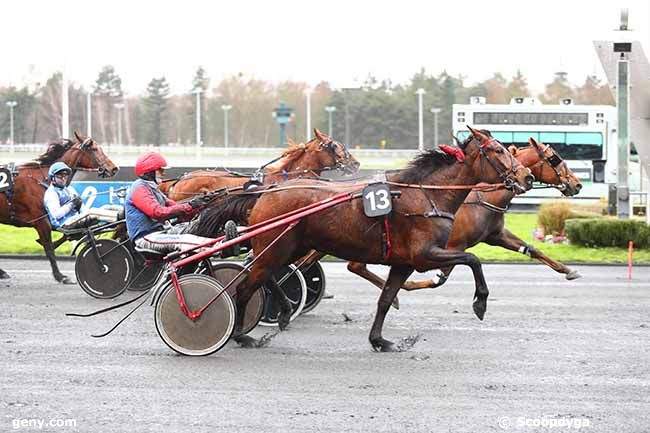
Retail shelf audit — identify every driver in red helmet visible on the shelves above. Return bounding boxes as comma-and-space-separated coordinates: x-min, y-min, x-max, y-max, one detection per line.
125, 152, 236, 254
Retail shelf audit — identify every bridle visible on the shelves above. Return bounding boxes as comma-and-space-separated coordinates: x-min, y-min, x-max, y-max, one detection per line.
66, 138, 113, 178
472, 135, 522, 192
316, 137, 357, 174
530, 143, 570, 192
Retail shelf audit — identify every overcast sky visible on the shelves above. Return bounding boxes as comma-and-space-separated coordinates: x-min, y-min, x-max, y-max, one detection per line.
1, 0, 647, 96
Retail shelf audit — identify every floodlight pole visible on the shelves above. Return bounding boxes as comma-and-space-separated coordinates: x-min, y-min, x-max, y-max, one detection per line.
615, 9, 631, 219
416, 88, 426, 151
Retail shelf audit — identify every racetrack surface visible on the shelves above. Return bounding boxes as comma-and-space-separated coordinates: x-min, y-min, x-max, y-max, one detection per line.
1, 259, 648, 432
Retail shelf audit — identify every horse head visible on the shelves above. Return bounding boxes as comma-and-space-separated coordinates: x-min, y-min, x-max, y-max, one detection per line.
463, 126, 533, 193
63, 131, 119, 178
520, 137, 582, 196
310, 128, 360, 175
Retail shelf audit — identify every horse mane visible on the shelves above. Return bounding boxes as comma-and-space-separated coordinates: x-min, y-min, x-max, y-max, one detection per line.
22, 140, 73, 167
266, 141, 308, 174
192, 194, 261, 237
395, 130, 496, 184
395, 150, 456, 184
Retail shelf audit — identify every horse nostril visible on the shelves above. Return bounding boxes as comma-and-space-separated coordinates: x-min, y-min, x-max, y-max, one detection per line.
575, 183, 582, 192
525, 175, 534, 187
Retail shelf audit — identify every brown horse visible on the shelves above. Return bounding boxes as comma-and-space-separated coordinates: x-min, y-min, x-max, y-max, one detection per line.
197, 127, 534, 351
158, 129, 359, 201
343, 137, 584, 301
0, 131, 119, 283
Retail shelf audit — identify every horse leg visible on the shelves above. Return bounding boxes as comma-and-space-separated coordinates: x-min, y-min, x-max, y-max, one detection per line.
368, 265, 413, 352
34, 221, 72, 284
424, 247, 490, 320
232, 269, 270, 347
402, 266, 454, 291
265, 275, 293, 330
347, 261, 400, 309
485, 228, 580, 280
0, 268, 9, 279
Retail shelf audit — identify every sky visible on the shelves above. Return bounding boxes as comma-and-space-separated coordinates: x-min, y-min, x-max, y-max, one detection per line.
1, 0, 648, 96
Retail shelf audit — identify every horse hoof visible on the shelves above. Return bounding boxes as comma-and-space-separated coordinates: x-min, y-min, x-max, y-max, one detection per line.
0, 272, 10, 280
565, 270, 581, 280
472, 298, 486, 321
278, 313, 291, 331
59, 275, 75, 285
235, 335, 259, 348
370, 338, 397, 352
391, 297, 400, 310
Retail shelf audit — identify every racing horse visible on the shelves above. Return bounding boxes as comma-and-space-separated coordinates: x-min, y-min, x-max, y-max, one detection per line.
158, 129, 359, 201
198, 127, 534, 351
0, 132, 118, 283
342, 137, 584, 302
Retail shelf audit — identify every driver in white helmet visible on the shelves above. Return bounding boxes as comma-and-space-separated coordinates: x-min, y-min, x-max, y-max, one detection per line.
125, 151, 237, 255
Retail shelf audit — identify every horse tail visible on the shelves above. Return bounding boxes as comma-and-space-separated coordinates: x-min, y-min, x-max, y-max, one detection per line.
112, 222, 128, 242
192, 194, 260, 237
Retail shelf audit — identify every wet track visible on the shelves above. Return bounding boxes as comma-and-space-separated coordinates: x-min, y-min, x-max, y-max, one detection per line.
1, 259, 649, 432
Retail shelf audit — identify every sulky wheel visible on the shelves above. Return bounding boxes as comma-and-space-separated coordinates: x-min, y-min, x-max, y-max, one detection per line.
75, 239, 133, 299
210, 262, 265, 335
259, 264, 307, 327
154, 274, 235, 356
128, 260, 164, 291
299, 260, 327, 314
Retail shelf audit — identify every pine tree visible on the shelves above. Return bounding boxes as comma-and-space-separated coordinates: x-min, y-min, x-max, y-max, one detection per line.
574, 75, 614, 105
144, 77, 170, 146
93, 66, 124, 143
539, 72, 574, 104
506, 70, 531, 100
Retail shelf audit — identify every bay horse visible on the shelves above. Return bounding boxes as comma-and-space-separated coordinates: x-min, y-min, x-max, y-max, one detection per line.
343, 137, 584, 302
158, 129, 359, 201
0, 131, 119, 283
197, 127, 534, 351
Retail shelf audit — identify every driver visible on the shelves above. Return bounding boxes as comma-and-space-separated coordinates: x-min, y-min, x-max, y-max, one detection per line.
44, 162, 120, 230
125, 151, 236, 254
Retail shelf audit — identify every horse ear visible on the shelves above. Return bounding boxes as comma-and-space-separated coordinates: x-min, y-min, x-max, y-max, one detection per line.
74, 130, 83, 142
508, 145, 518, 155
313, 128, 328, 141
528, 137, 540, 147
466, 125, 487, 141
286, 137, 296, 146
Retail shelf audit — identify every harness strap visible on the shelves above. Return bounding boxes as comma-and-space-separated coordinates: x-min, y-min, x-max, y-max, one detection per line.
463, 191, 509, 214
382, 215, 392, 260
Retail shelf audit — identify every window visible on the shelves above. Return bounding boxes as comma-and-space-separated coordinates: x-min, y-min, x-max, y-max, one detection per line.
456, 131, 603, 160
473, 112, 589, 125
513, 132, 539, 145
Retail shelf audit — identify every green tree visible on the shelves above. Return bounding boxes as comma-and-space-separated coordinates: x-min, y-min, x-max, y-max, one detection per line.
1, 86, 38, 144
144, 77, 170, 145
94, 66, 124, 143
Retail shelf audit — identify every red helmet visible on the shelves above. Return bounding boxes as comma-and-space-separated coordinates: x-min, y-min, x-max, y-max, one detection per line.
134, 152, 169, 176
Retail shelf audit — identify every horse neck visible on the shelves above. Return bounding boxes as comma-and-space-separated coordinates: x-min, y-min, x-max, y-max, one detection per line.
266, 150, 321, 177
391, 159, 482, 215
476, 189, 515, 208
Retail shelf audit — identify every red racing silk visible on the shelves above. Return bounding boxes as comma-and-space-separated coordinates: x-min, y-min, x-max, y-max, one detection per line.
130, 183, 193, 220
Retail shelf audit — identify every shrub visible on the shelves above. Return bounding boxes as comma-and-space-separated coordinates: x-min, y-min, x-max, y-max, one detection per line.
566, 218, 650, 248
537, 201, 599, 235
